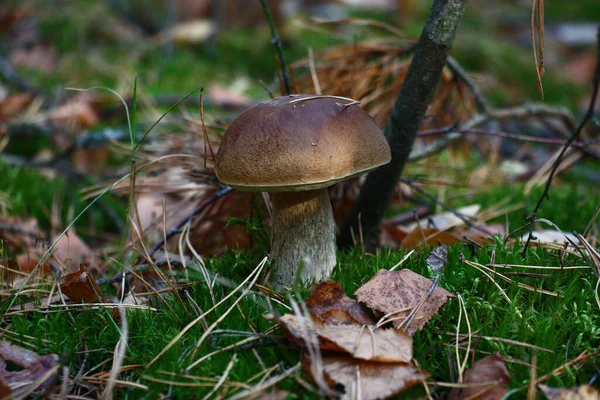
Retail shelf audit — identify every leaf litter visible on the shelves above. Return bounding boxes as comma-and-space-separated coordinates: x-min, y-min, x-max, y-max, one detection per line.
270, 246, 458, 398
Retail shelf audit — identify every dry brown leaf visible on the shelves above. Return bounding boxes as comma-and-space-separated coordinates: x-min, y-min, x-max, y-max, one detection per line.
306, 281, 374, 326
303, 353, 427, 400
355, 269, 452, 335
458, 223, 505, 245
0, 215, 43, 250
539, 384, 600, 400
49, 93, 99, 132
278, 314, 412, 363
0, 93, 33, 121
404, 205, 481, 232
72, 147, 110, 176
51, 229, 100, 275
0, 341, 59, 394
449, 354, 511, 400
0, 378, 11, 398
400, 227, 460, 249
60, 264, 105, 303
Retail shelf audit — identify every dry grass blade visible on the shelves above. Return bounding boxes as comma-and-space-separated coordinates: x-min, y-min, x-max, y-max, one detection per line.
226, 363, 300, 400
147, 256, 268, 368
201, 353, 237, 400
531, 0, 545, 99
455, 294, 471, 383
101, 305, 128, 400
462, 258, 558, 297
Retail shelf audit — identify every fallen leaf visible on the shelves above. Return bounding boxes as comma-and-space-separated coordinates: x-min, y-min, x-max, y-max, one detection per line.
400, 227, 460, 249
539, 384, 600, 400
303, 353, 427, 400
521, 230, 579, 245
426, 245, 448, 275
155, 19, 216, 45
306, 281, 373, 326
49, 93, 99, 132
51, 229, 100, 275
60, 264, 105, 303
0, 93, 33, 121
207, 80, 251, 108
0, 341, 59, 395
0, 379, 11, 398
449, 354, 510, 400
278, 314, 412, 363
403, 205, 481, 231
355, 269, 452, 335
0, 215, 43, 250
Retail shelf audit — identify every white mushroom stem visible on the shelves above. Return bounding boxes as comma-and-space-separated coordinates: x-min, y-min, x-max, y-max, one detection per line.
270, 188, 337, 287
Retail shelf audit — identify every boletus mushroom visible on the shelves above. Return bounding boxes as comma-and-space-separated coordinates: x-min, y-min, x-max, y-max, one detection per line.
215, 94, 391, 287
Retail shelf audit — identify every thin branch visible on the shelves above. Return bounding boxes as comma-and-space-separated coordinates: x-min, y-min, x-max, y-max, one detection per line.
447, 56, 488, 114
409, 103, 578, 161
521, 25, 600, 257
260, 0, 292, 95
401, 178, 493, 236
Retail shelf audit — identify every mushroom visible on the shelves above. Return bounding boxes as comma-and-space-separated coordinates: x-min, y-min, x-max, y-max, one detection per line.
215, 94, 391, 287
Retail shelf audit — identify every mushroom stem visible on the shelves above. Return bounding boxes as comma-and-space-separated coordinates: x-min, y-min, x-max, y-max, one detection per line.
270, 188, 336, 287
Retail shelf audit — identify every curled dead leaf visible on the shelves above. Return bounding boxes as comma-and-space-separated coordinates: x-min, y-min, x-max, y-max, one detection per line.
355, 269, 452, 335
539, 384, 600, 400
0, 341, 59, 395
278, 314, 413, 363
306, 281, 373, 326
302, 353, 427, 400
449, 354, 510, 400
60, 264, 105, 303
51, 229, 100, 275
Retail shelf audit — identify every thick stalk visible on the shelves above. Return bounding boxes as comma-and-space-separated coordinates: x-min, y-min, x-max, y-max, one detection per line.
270, 189, 336, 287
338, 0, 468, 249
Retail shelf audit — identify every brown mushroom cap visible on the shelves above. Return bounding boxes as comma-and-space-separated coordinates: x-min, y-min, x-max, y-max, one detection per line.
215, 94, 391, 192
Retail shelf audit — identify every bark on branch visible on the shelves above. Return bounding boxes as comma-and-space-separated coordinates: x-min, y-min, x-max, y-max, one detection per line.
338, 0, 468, 249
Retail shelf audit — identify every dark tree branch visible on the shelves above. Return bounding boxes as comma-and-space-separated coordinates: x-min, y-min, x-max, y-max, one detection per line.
260, 0, 292, 95
338, 0, 467, 249
521, 25, 600, 257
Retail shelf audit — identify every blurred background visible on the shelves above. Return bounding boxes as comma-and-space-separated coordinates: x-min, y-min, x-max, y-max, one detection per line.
1, 0, 598, 107
0, 0, 599, 258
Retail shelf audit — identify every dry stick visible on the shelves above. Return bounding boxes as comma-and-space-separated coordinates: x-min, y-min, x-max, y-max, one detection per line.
446, 56, 488, 114
400, 177, 493, 236
260, 0, 291, 95
145, 186, 233, 259
418, 126, 600, 151
338, 0, 468, 249
521, 25, 600, 257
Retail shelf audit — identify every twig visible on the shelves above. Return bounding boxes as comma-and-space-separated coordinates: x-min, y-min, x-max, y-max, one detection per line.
338, 0, 468, 249
446, 56, 488, 114
418, 127, 600, 150
260, 0, 292, 95
145, 186, 233, 259
521, 25, 600, 257
400, 178, 493, 236
409, 103, 577, 161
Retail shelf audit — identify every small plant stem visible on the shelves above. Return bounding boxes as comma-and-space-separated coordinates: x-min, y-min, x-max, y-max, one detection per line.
259, 0, 292, 95
521, 25, 600, 257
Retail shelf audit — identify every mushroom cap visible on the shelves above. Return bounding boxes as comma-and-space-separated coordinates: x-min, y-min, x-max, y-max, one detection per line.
215, 94, 391, 192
